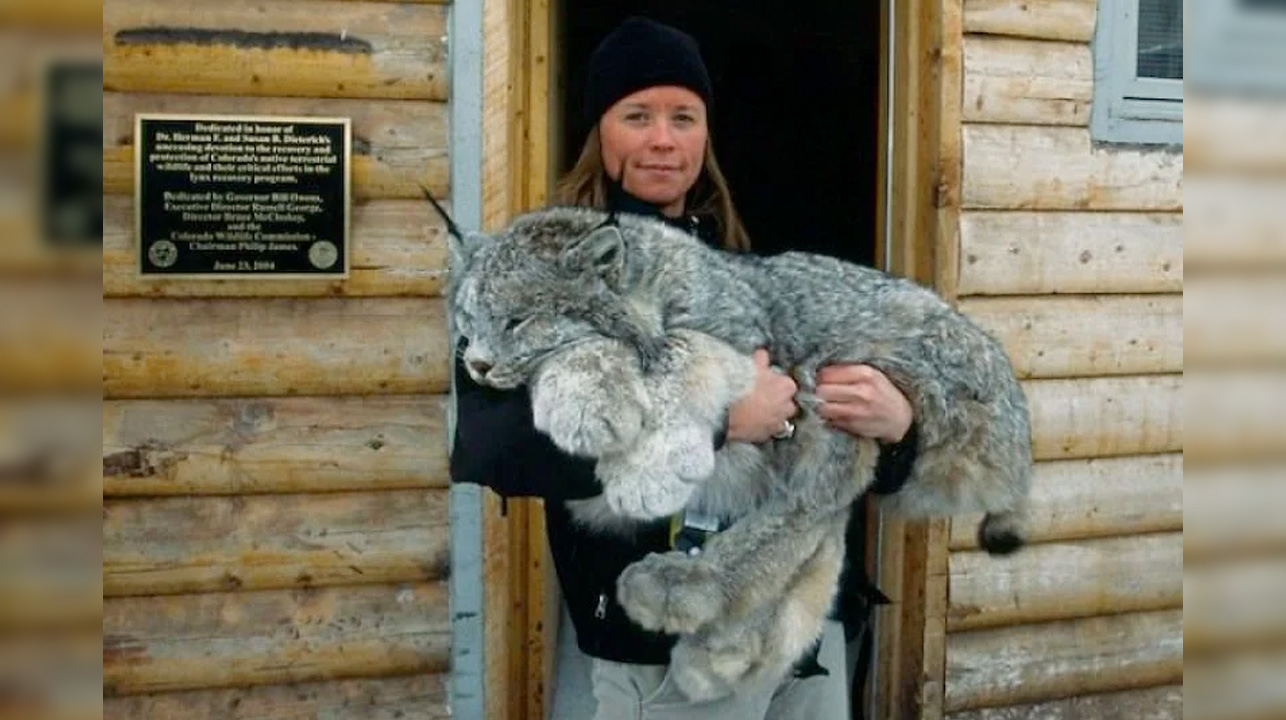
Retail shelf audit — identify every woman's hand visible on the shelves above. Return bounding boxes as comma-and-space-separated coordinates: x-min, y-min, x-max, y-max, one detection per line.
726, 349, 798, 444
815, 364, 913, 443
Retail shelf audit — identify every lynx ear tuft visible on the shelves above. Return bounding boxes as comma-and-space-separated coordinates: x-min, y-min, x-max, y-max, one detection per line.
561, 225, 626, 286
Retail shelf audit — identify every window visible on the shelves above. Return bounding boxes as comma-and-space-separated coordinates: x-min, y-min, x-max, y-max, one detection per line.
1091, 0, 1183, 145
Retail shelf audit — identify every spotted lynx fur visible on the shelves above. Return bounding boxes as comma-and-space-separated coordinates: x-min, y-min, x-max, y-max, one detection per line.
447, 205, 1032, 701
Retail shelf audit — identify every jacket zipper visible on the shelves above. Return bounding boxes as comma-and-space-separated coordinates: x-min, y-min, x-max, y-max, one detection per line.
594, 592, 608, 620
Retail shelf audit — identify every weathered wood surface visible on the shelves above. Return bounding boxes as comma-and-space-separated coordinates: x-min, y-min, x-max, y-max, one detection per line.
1185, 464, 1286, 559
103, 196, 449, 298
946, 685, 1183, 720
105, 674, 449, 720
1187, 97, 1286, 174
945, 609, 1183, 711
104, 582, 450, 695
0, 279, 100, 393
0, 515, 101, 629
0, 633, 103, 720
961, 295, 1181, 379
1186, 556, 1286, 654
963, 37, 1091, 126
1186, 652, 1286, 720
1025, 375, 1182, 461
963, 125, 1183, 211
104, 0, 448, 101
104, 395, 448, 495
949, 454, 1182, 549
958, 211, 1182, 296
948, 533, 1182, 631
103, 92, 449, 199
1186, 176, 1286, 270
1185, 371, 1286, 464
102, 298, 450, 398
104, 489, 450, 596
963, 0, 1097, 42
0, 399, 102, 511
1186, 276, 1286, 368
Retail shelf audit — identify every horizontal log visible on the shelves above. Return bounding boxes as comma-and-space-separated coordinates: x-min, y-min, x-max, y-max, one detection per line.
1186, 371, 1286, 464
103, 92, 449, 199
945, 609, 1183, 711
104, 489, 450, 596
1186, 176, 1286, 270
103, 196, 449, 297
105, 674, 449, 720
1186, 652, 1286, 720
1186, 276, 1286, 368
960, 295, 1182, 379
963, 125, 1183, 211
958, 211, 1182, 296
104, 582, 450, 695
963, 0, 1097, 42
0, 515, 101, 630
946, 685, 1183, 720
948, 533, 1182, 631
949, 454, 1182, 549
963, 37, 1091, 126
102, 297, 450, 398
0, 633, 102, 720
1185, 464, 1286, 559
0, 398, 102, 511
104, 395, 449, 495
1025, 375, 1182, 461
1187, 97, 1286, 174
104, 0, 448, 101
1186, 556, 1286, 654
0, 279, 101, 393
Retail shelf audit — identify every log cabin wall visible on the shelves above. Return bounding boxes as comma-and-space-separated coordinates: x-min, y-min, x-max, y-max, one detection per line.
939, 0, 1184, 717
100, 0, 459, 716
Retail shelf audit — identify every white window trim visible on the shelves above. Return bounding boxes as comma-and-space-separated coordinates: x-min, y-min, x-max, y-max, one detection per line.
1091, 0, 1184, 146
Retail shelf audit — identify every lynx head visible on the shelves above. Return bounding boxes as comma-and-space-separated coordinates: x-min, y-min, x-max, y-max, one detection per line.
449, 206, 667, 389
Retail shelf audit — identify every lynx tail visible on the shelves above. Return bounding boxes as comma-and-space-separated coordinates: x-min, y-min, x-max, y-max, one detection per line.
977, 511, 1025, 556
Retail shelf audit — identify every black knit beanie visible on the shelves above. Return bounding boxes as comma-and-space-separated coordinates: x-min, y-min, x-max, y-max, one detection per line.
582, 17, 713, 128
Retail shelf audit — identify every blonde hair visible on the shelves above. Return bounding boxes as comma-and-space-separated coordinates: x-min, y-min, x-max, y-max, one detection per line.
553, 125, 751, 252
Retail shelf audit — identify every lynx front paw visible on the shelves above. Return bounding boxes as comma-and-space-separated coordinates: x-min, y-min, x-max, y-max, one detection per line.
531, 387, 643, 457
616, 552, 724, 635
599, 465, 695, 519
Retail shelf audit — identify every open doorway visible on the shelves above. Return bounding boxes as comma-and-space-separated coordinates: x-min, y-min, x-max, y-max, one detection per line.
548, 3, 887, 718
558, 1, 883, 265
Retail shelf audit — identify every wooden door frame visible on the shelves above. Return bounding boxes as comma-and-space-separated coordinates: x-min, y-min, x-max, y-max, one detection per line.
493, 0, 963, 717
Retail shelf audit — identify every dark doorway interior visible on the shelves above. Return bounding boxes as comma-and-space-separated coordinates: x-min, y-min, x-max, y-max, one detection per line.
557, 3, 885, 718
558, 0, 882, 266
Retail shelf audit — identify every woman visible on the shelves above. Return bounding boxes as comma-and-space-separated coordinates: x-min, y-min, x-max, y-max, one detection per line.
451, 17, 917, 719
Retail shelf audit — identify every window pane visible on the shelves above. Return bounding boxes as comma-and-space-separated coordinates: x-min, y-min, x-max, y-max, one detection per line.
1137, 0, 1184, 79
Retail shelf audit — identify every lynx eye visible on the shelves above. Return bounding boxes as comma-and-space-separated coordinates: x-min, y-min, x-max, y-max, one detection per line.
504, 317, 527, 333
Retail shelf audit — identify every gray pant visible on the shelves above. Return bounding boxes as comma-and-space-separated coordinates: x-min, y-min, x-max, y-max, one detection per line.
588, 620, 849, 720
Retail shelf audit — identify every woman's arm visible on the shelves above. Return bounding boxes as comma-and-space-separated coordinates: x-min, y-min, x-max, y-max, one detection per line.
450, 353, 603, 501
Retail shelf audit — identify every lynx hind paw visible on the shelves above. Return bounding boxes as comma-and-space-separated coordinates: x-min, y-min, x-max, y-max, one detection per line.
669, 626, 764, 702
616, 552, 724, 635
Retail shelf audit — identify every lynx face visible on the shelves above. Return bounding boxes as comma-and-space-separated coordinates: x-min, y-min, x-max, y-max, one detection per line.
449, 208, 667, 389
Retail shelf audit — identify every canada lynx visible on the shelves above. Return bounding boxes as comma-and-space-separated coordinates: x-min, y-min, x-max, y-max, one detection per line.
447, 205, 1032, 700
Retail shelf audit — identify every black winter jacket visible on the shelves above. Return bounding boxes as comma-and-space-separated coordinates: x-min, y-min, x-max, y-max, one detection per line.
449, 190, 917, 668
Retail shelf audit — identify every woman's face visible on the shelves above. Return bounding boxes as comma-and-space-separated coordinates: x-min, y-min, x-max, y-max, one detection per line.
599, 85, 708, 217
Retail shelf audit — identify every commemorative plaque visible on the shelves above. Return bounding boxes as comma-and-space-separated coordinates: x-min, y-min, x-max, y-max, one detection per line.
42, 58, 103, 246
135, 114, 350, 277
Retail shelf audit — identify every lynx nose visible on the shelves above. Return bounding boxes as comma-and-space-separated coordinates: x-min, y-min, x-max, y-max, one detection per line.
467, 359, 494, 378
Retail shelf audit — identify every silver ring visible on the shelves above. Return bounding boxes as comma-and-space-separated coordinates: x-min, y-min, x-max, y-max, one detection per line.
773, 419, 796, 440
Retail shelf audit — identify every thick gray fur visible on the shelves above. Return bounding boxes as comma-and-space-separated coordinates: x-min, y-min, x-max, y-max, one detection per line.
449, 207, 1032, 700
